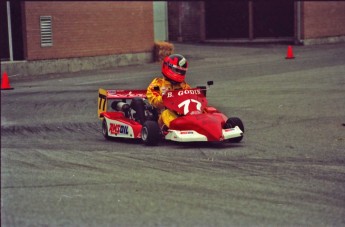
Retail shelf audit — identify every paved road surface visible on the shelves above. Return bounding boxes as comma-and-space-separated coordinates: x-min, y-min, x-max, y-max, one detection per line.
1, 43, 345, 226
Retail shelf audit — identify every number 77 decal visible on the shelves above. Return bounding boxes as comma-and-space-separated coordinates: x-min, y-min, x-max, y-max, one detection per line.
178, 99, 202, 115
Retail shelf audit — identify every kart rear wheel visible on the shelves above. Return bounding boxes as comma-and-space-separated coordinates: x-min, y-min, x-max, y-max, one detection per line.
102, 119, 110, 140
141, 121, 161, 146
225, 117, 244, 143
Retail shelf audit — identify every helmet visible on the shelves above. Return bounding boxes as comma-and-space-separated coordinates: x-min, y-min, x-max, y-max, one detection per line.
162, 54, 188, 83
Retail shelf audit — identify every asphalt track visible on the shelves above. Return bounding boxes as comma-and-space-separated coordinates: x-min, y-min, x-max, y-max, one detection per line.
1, 43, 345, 226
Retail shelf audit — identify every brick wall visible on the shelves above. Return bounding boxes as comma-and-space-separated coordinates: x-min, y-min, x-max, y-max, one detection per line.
302, 2, 345, 39
22, 1, 154, 60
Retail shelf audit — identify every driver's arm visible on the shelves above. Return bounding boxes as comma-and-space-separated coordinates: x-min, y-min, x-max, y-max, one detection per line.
146, 78, 165, 109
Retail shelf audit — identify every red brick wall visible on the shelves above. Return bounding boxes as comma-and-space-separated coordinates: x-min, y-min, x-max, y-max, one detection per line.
22, 1, 154, 60
302, 2, 345, 39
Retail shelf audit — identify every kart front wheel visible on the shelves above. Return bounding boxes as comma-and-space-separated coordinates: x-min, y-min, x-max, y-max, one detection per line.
225, 117, 244, 143
102, 119, 110, 140
141, 121, 161, 146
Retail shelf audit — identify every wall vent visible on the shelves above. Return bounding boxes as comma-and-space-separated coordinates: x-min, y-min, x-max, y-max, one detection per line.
40, 16, 53, 47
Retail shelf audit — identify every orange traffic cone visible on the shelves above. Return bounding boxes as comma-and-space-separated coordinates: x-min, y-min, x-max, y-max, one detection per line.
1, 72, 14, 90
285, 45, 295, 59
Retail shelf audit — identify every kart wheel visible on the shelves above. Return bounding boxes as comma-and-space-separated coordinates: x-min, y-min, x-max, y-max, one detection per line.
102, 119, 110, 140
225, 117, 244, 143
130, 97, 146, 125
141, 121, 160, 146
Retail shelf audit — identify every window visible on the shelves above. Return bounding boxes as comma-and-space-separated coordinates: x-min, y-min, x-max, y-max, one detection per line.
40, 16, 52, 47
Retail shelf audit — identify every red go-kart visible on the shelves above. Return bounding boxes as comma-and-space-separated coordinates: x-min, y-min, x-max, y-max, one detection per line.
98, 81, 244, 146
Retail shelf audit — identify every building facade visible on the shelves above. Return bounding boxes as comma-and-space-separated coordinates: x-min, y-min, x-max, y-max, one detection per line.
23, 2, 154, 60
2, 1, 345, 76
168, 1, 345, 45
1, 1, 155, 75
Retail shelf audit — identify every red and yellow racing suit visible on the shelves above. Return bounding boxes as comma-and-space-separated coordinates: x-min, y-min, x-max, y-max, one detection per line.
146, 77, 191, 128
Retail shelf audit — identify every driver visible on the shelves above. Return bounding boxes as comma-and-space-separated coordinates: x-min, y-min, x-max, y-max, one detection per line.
146, 54, 190, 129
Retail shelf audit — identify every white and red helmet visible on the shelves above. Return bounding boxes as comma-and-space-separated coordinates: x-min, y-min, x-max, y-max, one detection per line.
162, 54, 188, 83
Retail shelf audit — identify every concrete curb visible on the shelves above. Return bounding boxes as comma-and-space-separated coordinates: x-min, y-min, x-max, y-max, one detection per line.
302, 35, 345, 45
1, 52, 153, 77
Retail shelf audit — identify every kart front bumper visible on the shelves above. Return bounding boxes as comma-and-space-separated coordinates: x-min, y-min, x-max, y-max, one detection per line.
165, 126, 243, 142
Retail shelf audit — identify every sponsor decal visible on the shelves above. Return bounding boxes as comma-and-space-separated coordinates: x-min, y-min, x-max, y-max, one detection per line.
177, 89, 201, 96
109, 123, 129, 135
180, 131, 194, 134
179, 57, 186, 66
166, 89, 201, 98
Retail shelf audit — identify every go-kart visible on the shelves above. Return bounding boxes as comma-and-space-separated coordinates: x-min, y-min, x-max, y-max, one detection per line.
98, 81, 244, 146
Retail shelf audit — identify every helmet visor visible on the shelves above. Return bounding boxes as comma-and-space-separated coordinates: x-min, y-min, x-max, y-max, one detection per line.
170, 64, 187, 75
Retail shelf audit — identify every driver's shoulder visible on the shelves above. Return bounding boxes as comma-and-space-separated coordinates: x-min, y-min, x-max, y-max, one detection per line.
150, 77, 165, 85
182, 82, 191, 89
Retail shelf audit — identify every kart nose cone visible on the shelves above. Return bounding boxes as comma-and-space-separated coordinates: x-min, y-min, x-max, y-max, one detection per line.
170, 114, 223, 141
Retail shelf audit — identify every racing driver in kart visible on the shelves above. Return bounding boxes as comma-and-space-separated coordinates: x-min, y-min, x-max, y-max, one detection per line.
146, 54, 190, 130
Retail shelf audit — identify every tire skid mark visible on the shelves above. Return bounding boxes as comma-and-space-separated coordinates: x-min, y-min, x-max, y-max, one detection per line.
2, 149, 108, 178
32, 98, 93, 108
2, 181, 133, 190
2, 89, 96, 98
1, 122, 100, 136
207, 157, 345, 185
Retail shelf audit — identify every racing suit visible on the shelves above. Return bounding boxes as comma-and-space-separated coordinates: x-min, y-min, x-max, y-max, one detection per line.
146, 77, 191, 128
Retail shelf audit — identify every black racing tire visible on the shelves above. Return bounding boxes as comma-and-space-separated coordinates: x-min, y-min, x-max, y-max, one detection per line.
102, 119, 110, 140
141, 121, 161, 146
225, 117, 244, 143
130, 97, 146, 125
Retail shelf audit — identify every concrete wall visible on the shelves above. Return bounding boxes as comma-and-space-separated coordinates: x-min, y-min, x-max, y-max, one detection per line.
22, 1, 154, 60
1, 52, 153, 77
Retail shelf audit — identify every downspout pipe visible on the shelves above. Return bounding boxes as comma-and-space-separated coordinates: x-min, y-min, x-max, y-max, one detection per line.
7, 1, 13, 61
296, 1, 303, 45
